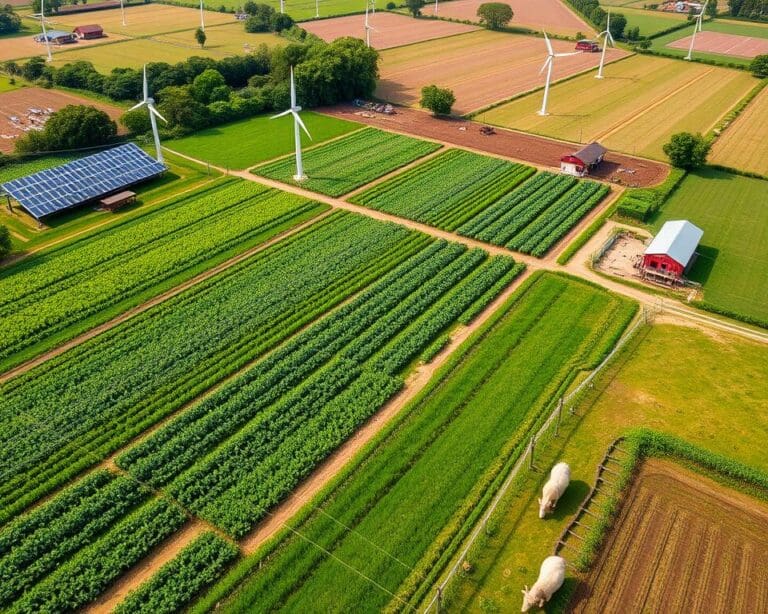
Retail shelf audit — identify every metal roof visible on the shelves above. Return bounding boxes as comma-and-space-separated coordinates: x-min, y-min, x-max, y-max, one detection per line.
572, 142, 607, 165
644, 220, 703, 267
73, 24, 103, 33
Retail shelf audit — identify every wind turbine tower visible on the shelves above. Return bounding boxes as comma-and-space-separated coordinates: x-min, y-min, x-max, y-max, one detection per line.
120, 0, 126, 26
130, 66, 169, 164
686, 0, 708, 60
596, 11, 614, 79
200, 0, 205, 31
38, 0, 52, 63
364, 5, 377, 48
538, 32, 581, 116
271, 67, 312, 181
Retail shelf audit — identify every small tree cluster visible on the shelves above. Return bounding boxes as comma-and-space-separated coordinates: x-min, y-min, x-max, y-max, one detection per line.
420, 84, 455, 115
750, 54, 768, 77
243, 2, 294, 32
406, 0, 424, 16
0, 4, 22, 35
476, 2, 513, 29
662, 132, 710, 169
15, 105, 117, 154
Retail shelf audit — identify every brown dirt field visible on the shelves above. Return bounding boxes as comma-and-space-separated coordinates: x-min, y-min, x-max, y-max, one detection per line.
375, 30, 627, 115
0, 87, 125, 153
301, 12, 478, 49
320, 104, 669, 187
667, 31, 768, 58
423, 0, 593, 36
0, 29, 129, 62
570, 458, 768, 613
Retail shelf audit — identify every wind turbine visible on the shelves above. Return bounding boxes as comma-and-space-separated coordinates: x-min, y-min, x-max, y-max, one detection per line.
37, 0, 52, 62
315, 0, 319, 18
596, 11, 614, 79
538, 32, 581, 116
370, 0, 375, 15
685, 0, 708, 60
280, 0, 284, 13
271, 67, 312, 181
364, 5, 377, 48
130, 65, 168, 165
120, 0, 126, 26
200, 0, 205, 31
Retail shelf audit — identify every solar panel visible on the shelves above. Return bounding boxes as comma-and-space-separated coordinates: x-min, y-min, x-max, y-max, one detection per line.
0, 143, 166, 219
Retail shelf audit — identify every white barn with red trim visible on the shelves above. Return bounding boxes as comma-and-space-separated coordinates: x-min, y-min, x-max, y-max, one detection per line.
560, 142, 607, 177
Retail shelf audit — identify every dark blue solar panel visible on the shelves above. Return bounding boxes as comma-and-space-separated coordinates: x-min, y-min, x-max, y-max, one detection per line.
0, 143, 166, 219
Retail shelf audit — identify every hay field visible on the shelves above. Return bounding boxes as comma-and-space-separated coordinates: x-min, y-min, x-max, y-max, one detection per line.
376, 30, 627, 115
482, 55, 756, 159
152, 24, 286, 56
710, 86, 768, 176
0, 29, 128, 62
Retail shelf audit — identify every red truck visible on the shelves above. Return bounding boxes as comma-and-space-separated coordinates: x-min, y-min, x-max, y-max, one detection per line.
575, 39, 600, 52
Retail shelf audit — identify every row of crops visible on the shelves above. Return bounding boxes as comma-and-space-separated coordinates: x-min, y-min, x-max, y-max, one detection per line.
0, 212, 430, 524
251, 127, 441, 197
350, 149, 610, 257
0, 178, 328, 370
196, 273, 637, 613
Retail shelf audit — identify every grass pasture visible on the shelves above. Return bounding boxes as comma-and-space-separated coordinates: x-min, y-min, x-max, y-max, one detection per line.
204, 273, 635, 612
651, 169, 768, 324
482, 55, 757, 160
710, 86, 768, 176
167, 112, 360, 170
151, 22, 288, 57
619, 6, 688, 37
450, 322, 768, 613
252, 127, 441, 196
196, 0, 370, 21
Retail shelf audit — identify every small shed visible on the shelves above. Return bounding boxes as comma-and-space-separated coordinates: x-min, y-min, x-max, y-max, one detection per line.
73, 24, 104, 39
560, 142, 607, 177
35, 30, 77, 45
99, 190, 136, 212
642, 220, 703, 285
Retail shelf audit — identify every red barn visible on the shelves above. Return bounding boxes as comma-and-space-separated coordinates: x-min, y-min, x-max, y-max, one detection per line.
73, 25, 104, 39
642, 220, 703, 285
560, 142, 606, 177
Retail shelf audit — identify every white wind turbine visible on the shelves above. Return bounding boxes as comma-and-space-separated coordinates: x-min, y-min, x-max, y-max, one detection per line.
130, 65, 168, 164
36, 0, 52, 62
685, 0, 708, 60
364, 5, 377, 48
370, 0, 375, 15
200, 0, 205, 31
280, 0, 284, 13
596, 11, 614, 79
271, 67, 312, 181
538, 32, 581, 116
120, 0, 126, 26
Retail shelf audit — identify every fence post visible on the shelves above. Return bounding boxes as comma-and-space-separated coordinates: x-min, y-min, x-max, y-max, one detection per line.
554, 397, 563, 436
528, 436, 536, 470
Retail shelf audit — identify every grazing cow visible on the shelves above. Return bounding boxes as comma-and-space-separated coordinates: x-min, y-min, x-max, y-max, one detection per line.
538, 462, 570, 519
521, 555, 566, 612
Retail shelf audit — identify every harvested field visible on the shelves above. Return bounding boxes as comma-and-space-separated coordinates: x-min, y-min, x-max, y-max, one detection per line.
301, 12, 478, 49
321, 104, 669, 187
0, 29, 128, 62
149, 24, 285, 57
667, 30, 768, 58
570, 458, 768, 613
0, 88, 125, 153
422, 0, 593, 37
376, 30, 627, 115
710, 85, 768, 176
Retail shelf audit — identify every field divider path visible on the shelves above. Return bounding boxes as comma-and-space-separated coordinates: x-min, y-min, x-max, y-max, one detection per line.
0, 208, 335, 385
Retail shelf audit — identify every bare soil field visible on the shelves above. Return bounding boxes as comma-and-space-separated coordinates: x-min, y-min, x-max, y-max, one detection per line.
423, 0, 593, 36
570, 458, 768, 613
321, 104, 668, 186
302, 12, 478, 49
376, 30, 627, 115
0, 88, 125, 153
667, 31, 768, 58
0, 29, 128, 62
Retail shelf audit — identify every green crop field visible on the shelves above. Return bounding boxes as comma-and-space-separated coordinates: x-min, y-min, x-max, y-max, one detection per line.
0, 74, 22, 92
352, 149, 609, 256
198, 0, 367, 21
0, 179, 328, 370
252, 127, 441, 196
194, 273, 635, 612
448, 322, 768, 612
620, 7, 688, 37
652, 169, 768, 324
167, 112, 360, 170
482, 55, 757, 160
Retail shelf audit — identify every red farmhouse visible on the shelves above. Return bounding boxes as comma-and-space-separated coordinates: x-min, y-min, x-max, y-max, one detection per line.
560, 142, 606, 177
642, 220, 703, 285
73, 24, 105, 39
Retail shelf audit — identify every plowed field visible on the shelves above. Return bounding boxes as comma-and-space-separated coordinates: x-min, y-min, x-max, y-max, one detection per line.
570, 458, 768, 613
667, 31, 768, 58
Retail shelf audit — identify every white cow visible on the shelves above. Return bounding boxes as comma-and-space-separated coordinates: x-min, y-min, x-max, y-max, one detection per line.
538, 462, 570, 519
521, 555, 566, 612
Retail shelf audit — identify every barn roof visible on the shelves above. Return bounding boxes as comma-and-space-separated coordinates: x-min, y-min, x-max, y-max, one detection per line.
37, 30, 74, 39
74, 24, 103, 33
645, 220, 703, 267
573, 142, 606, 165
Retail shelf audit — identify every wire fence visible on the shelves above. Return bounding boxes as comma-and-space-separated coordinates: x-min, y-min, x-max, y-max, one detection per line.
422, 307, 651, 613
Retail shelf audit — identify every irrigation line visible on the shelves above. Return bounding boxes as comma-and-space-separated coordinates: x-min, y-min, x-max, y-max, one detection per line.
422, 309, 648, 613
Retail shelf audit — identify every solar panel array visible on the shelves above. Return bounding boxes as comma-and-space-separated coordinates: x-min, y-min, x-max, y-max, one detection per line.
1, 143, 166, 219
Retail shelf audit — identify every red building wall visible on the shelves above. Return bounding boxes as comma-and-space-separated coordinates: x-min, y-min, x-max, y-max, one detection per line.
642, 253, 684, 277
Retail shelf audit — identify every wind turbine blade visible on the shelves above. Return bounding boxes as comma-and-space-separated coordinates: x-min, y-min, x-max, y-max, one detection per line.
606, 10, 610, 30
149, 105, 168, 123
555, 51, 582, 57
543, 31, 553, 56
129, 100, 147, 112
293, 111, 312, 140
271, 109, 293, 119
539, 56, 551, 75
607, 32, 614, 46
289, 66, 297, 109
365, 4, 369, 25
142, 65, 148, 101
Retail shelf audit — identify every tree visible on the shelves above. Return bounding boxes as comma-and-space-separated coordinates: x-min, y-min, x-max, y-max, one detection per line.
662, 132, 711, 169
0, 224, 11, 261
0, 5, 22, 35
120, 107, 151, 135
22, 57, 47, 81
194, 27, 207, 48
15, 105, 117, 153
750, 54, 768, 78
191, 68, 227, 103
705, 0, 717, 17
476, 2, 513, 29
606, 12, 626, 38
420, 84, 455, 115
406, 0, 424, 16
32, 0, 61, 13
157, 85, 209, 129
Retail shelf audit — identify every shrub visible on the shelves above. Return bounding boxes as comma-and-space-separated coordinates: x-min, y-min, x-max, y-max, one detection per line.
420, 84, 456, 115
0, 225, 11, 260
406, 0, 424, 16
386, 1, 397, 7
750, 54, 768, 78
476, 2, 514, 29
663, 132, 711, 169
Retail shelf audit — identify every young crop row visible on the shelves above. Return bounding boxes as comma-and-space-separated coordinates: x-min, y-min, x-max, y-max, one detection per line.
201, 273, 635, 613
252, 127, 440, 197
118, 240, 522, 537
0, 179, 328, 367
0, 213, 428, 525
0, 469, 187, 613
115, 532, 238, 614
351, 149, 535, 230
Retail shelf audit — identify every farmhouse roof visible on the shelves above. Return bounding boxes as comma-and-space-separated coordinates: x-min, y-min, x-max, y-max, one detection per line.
572, 142, 607, 165
40, 30, 73, 39
74, 24, 103, 34
645, 220, 703, 267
